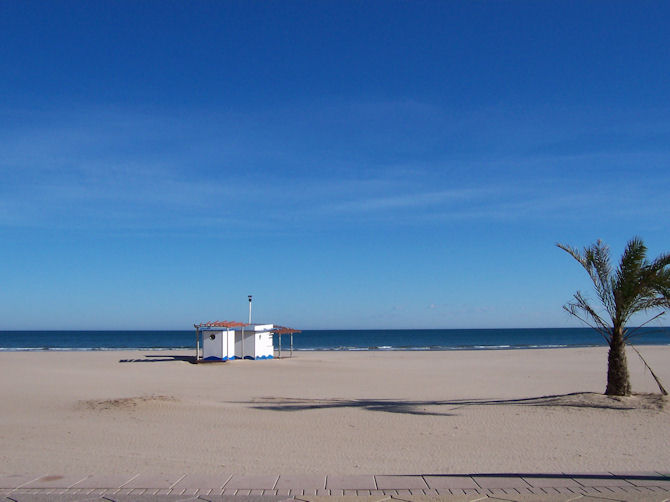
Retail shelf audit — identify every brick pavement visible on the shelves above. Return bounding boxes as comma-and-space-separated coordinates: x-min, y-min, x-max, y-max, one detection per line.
1, 472, 669, 501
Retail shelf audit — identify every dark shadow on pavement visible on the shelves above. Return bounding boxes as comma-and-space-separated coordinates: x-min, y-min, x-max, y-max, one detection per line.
237, 392, 666, 416
423, 471, 669, 481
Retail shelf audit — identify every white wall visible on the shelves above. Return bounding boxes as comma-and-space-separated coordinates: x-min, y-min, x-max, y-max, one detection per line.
225, 329, 235, 359
202, 330, 223, 359
234, 330, 256, 359
255, 331, 274, 359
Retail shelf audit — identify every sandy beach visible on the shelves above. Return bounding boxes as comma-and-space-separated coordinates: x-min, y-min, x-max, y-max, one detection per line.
0, 347, 668, 477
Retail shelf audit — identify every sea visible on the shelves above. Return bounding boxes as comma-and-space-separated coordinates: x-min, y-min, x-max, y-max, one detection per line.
0, 327, 669, 352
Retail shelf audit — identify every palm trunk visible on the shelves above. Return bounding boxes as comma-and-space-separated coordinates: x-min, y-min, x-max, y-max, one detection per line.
605, 326, 631, 396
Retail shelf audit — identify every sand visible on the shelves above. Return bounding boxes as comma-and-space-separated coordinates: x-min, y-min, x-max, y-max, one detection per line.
0, 346, 668, 476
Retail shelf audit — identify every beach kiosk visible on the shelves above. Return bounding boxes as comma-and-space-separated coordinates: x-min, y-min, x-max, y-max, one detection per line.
201, 327, 236, 361
235, 323, 274, 359
195, 321, 275, 361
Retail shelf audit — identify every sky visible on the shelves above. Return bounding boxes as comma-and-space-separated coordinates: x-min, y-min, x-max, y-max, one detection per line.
1, 1, 669, 330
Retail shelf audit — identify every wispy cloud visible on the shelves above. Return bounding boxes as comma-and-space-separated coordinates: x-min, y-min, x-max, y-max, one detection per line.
2, 102, 668, 234
324, 188, 491, 213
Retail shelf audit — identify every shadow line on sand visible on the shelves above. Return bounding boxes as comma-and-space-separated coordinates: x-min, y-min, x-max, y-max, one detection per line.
238, 392, 665, 416
119, 354, 197, 364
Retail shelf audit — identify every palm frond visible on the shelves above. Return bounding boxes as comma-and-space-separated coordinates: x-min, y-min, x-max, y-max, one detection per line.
557, 241, 615, 322
614, 237, 648, 320
648, 252, 670, 273
646, 253, 670, 301
589, 240, 616, 319
624, 311, 666, 341
631, 297, 670, 312
563, 291, 611, 342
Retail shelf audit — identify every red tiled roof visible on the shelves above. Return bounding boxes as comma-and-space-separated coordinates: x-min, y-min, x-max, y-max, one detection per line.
272, 326, 302, 334
195, 321, 248, 328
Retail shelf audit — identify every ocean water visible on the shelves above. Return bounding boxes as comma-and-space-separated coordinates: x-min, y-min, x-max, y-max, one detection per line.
0, 327, 668, 352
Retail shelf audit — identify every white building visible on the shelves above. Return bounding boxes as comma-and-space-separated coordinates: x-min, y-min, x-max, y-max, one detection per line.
196, 322, 274, 361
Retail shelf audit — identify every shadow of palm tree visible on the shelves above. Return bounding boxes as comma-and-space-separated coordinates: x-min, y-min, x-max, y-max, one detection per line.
239, 392, 665, 416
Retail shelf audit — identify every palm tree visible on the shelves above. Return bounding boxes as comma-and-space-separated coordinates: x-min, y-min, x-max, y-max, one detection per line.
557, 237, 670, 396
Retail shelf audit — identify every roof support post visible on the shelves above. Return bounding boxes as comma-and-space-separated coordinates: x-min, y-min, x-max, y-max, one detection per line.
195, 326, 200, 363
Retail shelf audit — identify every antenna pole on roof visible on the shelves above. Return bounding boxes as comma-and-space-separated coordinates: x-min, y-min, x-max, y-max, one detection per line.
248, 295, 252, 324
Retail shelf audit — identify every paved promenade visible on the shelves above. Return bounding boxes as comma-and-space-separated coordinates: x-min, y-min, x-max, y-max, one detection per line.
2, 472, 669, 501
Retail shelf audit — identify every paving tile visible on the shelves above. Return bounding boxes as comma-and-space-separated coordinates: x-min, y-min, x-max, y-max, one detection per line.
602, 472, 667, 484
521, 476, 583, 488
374, 476, 428, 490
170, 473, 232, 490
55, 488, 77, 495
471, 476, 531, 489
176, 487, 198, 495
625, 478, 670, 488
626, 495, 670, 502
515, 487, 539, 494
121, 473, 185, 488
610, 471, 660, 477
435, 488, 458, 495
108, 497, 200, 502
390, 495, 486, 502
575, 486, 606, 494
573, 475, 636, 487
326, 475, 377, 490
493, 494, 579, 502
9, 474, 670, 501
275, 474, 326, 490
240, 497, 296, 502
294, 497, 391, 502
567, 471, 618, 477
612, 471, 670, 482
0, 474, 45, 489
649, 486, 670, 493
576, 495, 638, 502
423, 476, 479, 490
22, 475, 91, 489
223, 475, 279, 490
72, 473, 138, 488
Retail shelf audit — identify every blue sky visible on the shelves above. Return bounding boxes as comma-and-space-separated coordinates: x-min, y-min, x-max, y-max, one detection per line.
1, 1, 669, 330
